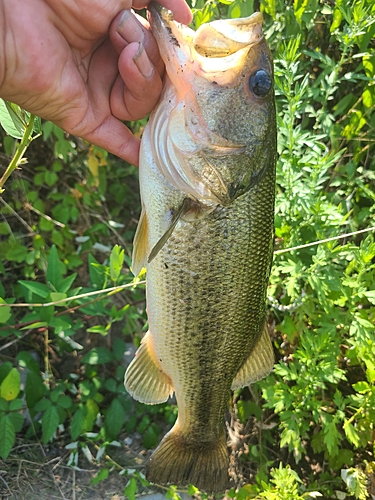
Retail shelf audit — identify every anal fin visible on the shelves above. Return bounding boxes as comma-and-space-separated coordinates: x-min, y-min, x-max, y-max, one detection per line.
125, 331, 174, 404
231, 323, 274, 390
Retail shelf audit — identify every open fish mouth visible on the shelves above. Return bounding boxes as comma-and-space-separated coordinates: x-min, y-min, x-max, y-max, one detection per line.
148, 3, 264, 86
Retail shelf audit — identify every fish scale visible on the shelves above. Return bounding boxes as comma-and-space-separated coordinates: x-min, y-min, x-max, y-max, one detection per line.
124, 2, 276, 493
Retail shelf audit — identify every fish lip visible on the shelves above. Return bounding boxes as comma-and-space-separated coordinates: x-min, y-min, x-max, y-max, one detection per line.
148, 3, 264, 58
147, 3, 177, 35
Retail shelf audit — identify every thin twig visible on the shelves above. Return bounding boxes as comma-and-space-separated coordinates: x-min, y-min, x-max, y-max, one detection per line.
72, 468, 76, 500
0, 280, 146, 308
0, 196, 35, 234
0, 330, 32, 352
274, 226, 375, 255
0, 473, 11, 494
0, 113, 40, 191
24, 202, 66, 228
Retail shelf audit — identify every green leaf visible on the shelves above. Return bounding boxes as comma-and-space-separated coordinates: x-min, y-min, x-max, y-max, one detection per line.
0, 298, 12, 324
0, 99, 25, 138
0, 414, 15, 459
9, 412, 24, 432
57, 395, 72, 409
84, 400, 99, 431
82, 347, 113, 365
105, 398, 126, 438
44, 170, 58, 187
109, 245, 124, 282
104, 378, 117, 392
21, 321, 48, 330
6, 244, 28, 263
88, 255, 107, 289
344, 422, 360, 448
323, 420, 340, 456
57, 273, 77, 294
39, 217, 54, 232
50, 317, 72, 334
25, 371, 45, 409
70, 407, 85, 440
91, 468, 109, 485
237, 400, 262, 423
124, 477, 138, 500
143, 424, 159, 449
34, 398, 52, 412
9, 398, 23, 411
364, 290, 375, 304
3, 136, 15, 156
17, 351, 40, 374
0, 363, 13, 384
46, 245, 63, 290
352, 381, 369, 393
49, 292, 67, 303
32, 115, 42, 135
51, 230, 64, 248
50, 387, 64, 403
86, 324, 110, 335
42, 120, 53, 140
294, 0, 309, 23
42, 404, 60, 443
0, 368, 21, 401
19, 280, 50, 299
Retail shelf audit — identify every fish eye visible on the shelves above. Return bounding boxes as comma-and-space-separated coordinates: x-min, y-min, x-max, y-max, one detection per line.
248, 69, 272, 97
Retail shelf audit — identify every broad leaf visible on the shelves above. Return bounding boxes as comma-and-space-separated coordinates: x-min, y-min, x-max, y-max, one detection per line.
0, 298, 11, 324
91, 468, 109, 485
9, 412, 24, 432
46, 245, 63, 290
89, 254, 106, 289
0, 99, 24, 138
42, 404, 60, 443
0, 368, 21, 401
0, 414, 15, 459
109, 245, 124, 282
105, 397, 126, 438
82, 347, 113, 365
19, 280, 50, 299
124, 477, 138, 500
70, 407, 85, 440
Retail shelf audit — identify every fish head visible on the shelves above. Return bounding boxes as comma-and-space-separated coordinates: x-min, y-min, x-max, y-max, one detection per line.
147, 4, 276, 205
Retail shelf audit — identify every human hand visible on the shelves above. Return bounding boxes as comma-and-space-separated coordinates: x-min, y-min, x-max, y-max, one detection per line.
0, 0, 192, 166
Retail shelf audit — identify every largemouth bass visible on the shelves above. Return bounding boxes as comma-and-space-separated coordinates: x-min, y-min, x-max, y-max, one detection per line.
125, 3, 276, 493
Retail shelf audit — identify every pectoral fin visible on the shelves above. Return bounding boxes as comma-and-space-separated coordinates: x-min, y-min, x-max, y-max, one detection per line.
125, 331, 174, 404
132, 207, 149, 276
231, 323, 274, 390
148, 198, 201, 264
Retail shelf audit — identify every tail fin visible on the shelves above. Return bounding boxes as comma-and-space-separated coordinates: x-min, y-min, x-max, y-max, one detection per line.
146, 425, 229, 493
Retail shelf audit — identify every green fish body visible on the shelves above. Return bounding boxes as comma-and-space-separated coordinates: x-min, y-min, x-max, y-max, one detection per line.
125, 4, 276, 493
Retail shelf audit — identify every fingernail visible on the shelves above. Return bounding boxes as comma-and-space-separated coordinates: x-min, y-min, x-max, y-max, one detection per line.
117, 10, 144, 43
133, 42, 154, 78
